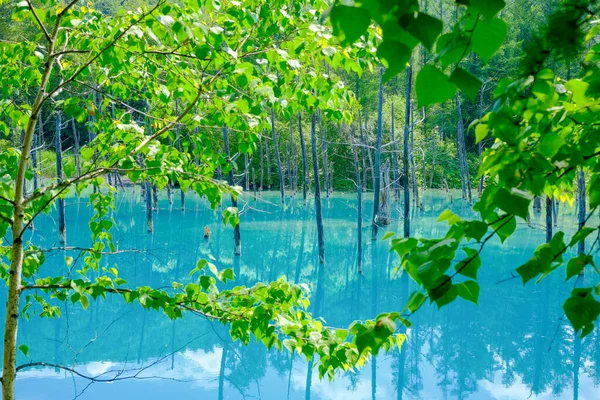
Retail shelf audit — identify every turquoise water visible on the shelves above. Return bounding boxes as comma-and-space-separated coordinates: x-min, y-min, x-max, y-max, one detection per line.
10, 189, 600, 399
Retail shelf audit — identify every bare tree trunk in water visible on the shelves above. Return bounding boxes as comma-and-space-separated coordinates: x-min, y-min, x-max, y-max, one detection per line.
299, 114, 308, 204
477, 87, 485, 196
351, 127, 363, 274
379, 160, 391, 225
253, 168, 257, 199
372, 67, 384, 240
553, 196, 559, 227
176, 99, 185, 211
364, 110, 376, 190
152, 184, 158, 211
546, 196, 553, 243
358, 109, 368, 192
310, 112, 325, 264
318, 109, 329, 197
455, 93, 472, 202
265, 131, 271, 189
289, 120, 296, 193
55, 111, 66, 244
286, 143, 292, 193
224, 125, 241, 255
533, 196, 541, 213
577, 169, 586, 255
429, 127, 436, 188
403, 62, 413, 238
409, 100, 420, 209
244, 152, 250, 192
259, 135, 264, 193
71, 118, 81, 178
271, 108, 285, 203
390, 103, 401, 201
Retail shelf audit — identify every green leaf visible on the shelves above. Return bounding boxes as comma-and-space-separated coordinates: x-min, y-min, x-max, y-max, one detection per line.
382, 232, 395, 240
377, 41, 411, 81
330, 5, 371, 46
469, 0, 506, 20
399, 12, 442, 50
493, 188, 531, 220
406, 291, 426, 313
455, 247, 481, 279
475, 123, 489, 143
490, 213, 516, 243
416, 66, 457, 108
438, 209, 460, 225
564, 289, 600, 335
566, 255, 591, 281
391, 237, 418, 257
472, 18, 507, 64
449, 67, 482, 102
456, 281, 480, 305
374, 316, 396, 338
18, 344, 28, 357
569, 227, 595, 247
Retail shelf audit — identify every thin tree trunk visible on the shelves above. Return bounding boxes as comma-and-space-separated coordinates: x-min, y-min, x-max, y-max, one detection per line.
152, 184, 158, 211
358, 109, 368, 192
32, 125, 39, 191
429, 127, 436, 189
478, 87, 485, 196
3, 36, 58, 400
289, 120, 296, 193
37, 114, 44, 188
364, 110, 376, 190
299, 114, 308, 204
265, 131, 271, 189
71, 118, 81, 177
244, 152, 250, 192
319, 109, 329, 197
286, 143, 292, 192
409, 100, 420, 208
260, 135, 264, 193
176, 99, 185, 211
403, 62, 413, 238
224, 125, 241, 255
455, 93, 471, 202
390, 103, 400, 200
379, 161, 391, 225
533, 196, 542, 213
372, 67, 384, 240
546, 195, 553, 243
351, 127, 363, 274
55, 111, 66, 244
271, 108, 285, 203
310, 112, 325, 264
577, 169, 586, 255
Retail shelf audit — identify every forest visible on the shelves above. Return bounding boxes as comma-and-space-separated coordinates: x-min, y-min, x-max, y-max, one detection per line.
0, 0, 599, 399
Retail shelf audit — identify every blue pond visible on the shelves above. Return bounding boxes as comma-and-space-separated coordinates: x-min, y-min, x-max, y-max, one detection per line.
10, 189, 600, 399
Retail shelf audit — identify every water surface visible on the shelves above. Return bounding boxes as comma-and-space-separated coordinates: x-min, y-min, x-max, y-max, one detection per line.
11, 189, 600, 399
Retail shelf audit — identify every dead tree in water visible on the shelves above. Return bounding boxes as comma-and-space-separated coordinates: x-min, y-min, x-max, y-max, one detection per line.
371, 67, 384, 240
271, 108, 285, 203
351, 127, 363, 274
310, 111, 325, 264
55, 111, 66, 244
378, 160, 391, 226
223, 125, 241, 256
299, 114, 308, 204
176, 99, 185, 211
403, 61, 412, 238
455, 93, 472, 203
390, 103, 400, 200
318, 109, 329, 197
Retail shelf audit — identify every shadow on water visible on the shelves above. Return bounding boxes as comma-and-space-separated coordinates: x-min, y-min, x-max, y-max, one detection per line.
9, 189, 600, 399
